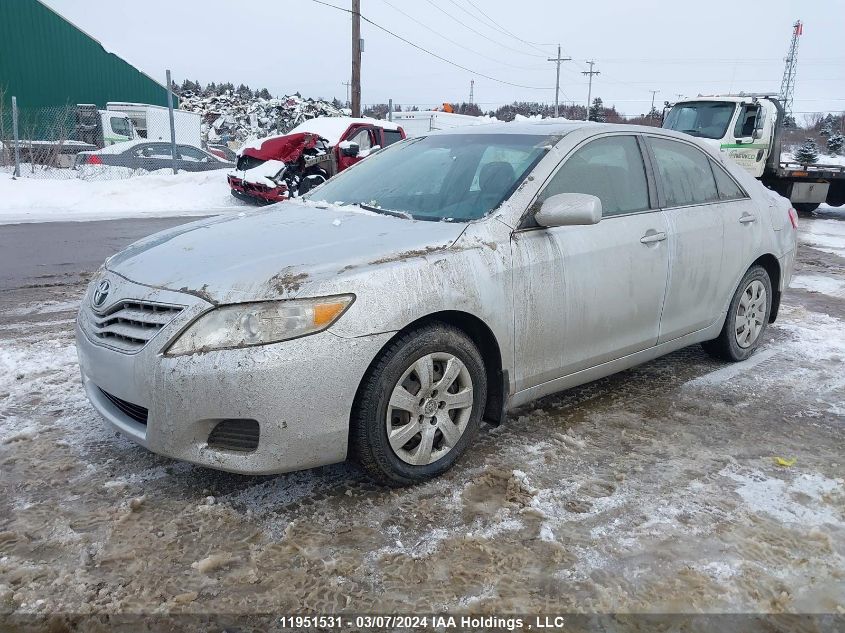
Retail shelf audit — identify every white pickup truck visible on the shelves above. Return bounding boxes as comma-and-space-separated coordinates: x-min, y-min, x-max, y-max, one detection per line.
662, 94, 845, 214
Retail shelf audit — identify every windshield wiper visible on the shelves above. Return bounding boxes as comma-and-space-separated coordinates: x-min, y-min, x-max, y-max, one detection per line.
680, 129, 703, 137
352, 203, 414, 220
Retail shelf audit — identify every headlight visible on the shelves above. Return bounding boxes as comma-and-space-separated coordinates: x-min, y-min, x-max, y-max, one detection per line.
164, 294, 354, 356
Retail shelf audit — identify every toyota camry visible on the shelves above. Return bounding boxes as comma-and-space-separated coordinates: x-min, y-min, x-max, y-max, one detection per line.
76, 121, 797, 485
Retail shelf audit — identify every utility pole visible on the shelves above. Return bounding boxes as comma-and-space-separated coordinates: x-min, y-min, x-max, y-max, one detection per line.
342, 80, 351, 107
469, 79, 474, 106
779, 19, 802, 126
548, 45, 571, 117
649, 90, 659, 113
351, 0, 362, 117
165, 69, 178, 175
582, 60, 599, 121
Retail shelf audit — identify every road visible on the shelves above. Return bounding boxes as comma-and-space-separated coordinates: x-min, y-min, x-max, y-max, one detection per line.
0, 212, 843, 628
0, 217, 199, 292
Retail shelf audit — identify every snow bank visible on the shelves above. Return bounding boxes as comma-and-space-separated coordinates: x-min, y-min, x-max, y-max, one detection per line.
0, 170, 246, 224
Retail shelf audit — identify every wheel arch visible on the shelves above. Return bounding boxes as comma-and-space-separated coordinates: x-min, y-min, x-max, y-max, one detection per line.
351, 310, 508, 432
752, 253, 781, 323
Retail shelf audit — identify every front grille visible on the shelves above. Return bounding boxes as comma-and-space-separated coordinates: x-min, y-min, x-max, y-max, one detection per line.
99, 388, 148, 425
207, 419, 260, 452
91, 300, 182, 352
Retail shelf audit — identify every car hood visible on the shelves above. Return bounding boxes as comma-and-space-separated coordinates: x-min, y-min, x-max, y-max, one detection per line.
105, 201, 467, 304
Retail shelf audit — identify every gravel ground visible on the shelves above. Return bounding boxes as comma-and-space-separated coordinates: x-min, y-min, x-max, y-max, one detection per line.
0, 212, 843, 630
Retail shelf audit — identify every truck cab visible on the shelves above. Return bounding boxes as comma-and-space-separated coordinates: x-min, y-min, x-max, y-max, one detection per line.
663, 95, 845, 213
74, 104, 136, 148
662, 96, 776, 178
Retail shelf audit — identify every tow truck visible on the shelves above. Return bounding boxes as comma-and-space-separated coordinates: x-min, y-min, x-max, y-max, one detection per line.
662, 94, 845, 214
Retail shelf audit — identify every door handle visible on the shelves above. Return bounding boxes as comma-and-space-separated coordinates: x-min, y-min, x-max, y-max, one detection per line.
739, 214, 757, 224
640, 231, 667, 244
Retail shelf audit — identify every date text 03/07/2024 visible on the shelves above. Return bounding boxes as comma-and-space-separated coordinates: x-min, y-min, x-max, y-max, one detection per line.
277, 615, 570, 630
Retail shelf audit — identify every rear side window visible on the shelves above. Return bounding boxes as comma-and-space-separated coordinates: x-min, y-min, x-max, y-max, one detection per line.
710, 160, 746, 201
539, 135, 650, 217
648, 137, 720, 207
382, 130, 403, 146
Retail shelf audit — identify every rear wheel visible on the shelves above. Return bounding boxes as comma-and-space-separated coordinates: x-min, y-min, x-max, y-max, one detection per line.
702, 265, 772, 362
793, 202, 819, 216
351, 324, 486, 486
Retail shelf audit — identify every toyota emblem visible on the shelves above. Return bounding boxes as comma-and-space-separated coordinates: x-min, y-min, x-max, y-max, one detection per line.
92, 279, 110, 309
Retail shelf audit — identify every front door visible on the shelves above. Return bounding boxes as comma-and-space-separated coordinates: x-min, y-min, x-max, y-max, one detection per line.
511, 134, 670, 391
337, 126, 375, 171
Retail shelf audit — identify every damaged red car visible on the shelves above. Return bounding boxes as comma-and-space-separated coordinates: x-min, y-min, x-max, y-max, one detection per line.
228, 117, 406, 204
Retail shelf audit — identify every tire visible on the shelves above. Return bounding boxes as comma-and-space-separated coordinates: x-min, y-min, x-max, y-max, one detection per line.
297, 169, 328, 196
793, 202, 819, 216
702, 265, 772, 362
351, 324, 487, 486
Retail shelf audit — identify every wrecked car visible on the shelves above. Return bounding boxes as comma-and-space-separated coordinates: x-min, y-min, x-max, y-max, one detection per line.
227, 117, 406, 203
77, 121, 796, 485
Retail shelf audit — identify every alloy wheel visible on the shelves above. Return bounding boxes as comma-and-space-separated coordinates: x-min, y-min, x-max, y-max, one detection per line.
386, 352, 474, 466
735, 279, 767, 348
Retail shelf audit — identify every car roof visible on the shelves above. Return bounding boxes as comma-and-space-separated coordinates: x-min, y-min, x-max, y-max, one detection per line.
424, 118, 706, 142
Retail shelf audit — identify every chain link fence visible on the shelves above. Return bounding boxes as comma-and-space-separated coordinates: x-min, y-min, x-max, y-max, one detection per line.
0, 95, 237, 182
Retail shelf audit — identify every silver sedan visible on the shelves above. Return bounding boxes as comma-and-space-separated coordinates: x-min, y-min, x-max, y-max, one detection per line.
76, 121, 798, 485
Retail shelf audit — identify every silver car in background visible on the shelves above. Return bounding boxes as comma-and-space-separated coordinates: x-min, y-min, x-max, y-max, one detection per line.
76, 121, 798, 485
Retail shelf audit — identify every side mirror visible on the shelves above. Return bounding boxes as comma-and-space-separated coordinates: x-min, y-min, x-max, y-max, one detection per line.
339, 141, 359, 157
535, 193, 602, 227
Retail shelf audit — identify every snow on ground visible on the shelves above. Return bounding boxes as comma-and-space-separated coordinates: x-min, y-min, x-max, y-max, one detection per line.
0, 170, 246, 224
790, 273, 845, 297
781, 151, 845, 167
799, 214, 845, 258
1, 218, 844, 618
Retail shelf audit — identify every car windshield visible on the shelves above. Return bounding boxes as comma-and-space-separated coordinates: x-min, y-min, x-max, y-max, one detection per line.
663, 101, 736, 140
304, 133, 552, 221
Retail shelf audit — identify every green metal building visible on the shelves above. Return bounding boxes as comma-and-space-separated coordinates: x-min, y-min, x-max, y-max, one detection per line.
0, 0, 172, 111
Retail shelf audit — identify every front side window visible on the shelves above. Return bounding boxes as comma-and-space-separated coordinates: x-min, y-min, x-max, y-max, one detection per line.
662, 101, 736, 140
648, 137, 720, 207
110, 116, 132, 137
178, 146, 208, 162
538, 135, 650, 217
733, 104, 761, 139
306, 133, 552, 221
349, 128, 373, 151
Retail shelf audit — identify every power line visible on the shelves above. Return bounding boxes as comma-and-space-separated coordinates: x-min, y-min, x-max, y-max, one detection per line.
378, 0, 545, 71
310, 0, 553, 90
421, 0, 548, 59
444, 0, 555, 54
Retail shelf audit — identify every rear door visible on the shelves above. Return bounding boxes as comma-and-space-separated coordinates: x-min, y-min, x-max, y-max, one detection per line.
645, 135, 730, 342
511, 133, 670, 389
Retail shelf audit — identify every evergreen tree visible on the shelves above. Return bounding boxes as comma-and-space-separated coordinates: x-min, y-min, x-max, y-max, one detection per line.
258, 88, 272, 100
589, 97, 606, 122
793, 138, 819, 164
827, 132, 844, 155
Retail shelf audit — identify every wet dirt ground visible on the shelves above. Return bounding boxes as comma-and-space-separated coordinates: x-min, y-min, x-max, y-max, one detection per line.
0, 212, 843, 629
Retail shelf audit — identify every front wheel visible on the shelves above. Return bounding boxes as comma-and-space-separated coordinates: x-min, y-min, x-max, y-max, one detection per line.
297, 169, 328, 196
351, 324, 487, 486
702, 265, 772, 362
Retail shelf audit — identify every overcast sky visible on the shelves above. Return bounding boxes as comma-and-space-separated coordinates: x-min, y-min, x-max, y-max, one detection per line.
42, 0, 845, 118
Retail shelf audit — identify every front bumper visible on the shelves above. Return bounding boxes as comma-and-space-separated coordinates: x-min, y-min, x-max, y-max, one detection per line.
228, 175, 288, 203
75, 274, 392, 475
